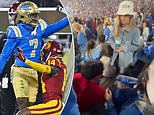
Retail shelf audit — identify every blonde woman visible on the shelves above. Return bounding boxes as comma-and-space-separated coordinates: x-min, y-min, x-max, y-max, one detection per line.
110, 1, 143, 74
73, 23, 88, 60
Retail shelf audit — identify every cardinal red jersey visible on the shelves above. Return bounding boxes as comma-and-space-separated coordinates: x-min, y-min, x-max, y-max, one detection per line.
41, 57, 67, 103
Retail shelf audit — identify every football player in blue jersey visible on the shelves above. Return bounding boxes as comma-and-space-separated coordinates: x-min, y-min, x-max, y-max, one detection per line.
0, 1, 69, 110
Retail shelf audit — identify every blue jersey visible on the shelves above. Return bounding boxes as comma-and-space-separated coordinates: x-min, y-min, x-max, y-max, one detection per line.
0, 17, 69, 74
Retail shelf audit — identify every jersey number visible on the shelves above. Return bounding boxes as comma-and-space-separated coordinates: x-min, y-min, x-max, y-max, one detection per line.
29, 39, 38, 57
47, 59, 56, 66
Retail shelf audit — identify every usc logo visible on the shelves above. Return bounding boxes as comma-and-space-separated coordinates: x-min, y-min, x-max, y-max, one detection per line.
45, 42, 51, 50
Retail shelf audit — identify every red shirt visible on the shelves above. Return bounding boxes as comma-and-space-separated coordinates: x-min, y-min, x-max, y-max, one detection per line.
73, 73, 106, 112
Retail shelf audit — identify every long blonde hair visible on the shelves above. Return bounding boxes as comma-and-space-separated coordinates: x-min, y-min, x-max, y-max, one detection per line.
72, 23, 86, 36
73, 23, 81, 32
114, 15, 136, 39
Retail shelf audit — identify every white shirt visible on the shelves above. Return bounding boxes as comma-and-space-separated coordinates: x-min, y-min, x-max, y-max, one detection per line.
142, 27, 149, 42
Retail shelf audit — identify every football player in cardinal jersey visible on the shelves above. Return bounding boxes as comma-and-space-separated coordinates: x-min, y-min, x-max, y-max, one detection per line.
16, 41, 67, 115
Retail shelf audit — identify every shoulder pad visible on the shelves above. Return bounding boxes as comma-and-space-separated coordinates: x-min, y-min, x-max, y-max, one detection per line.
38, 19, 48, 31
6, 26, 22, 39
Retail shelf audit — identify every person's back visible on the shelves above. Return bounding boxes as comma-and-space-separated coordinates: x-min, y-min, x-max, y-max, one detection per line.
95, 34, 106, 58
73, 61, 106, 115
73, 73, 106, 113
85, 39, 100, 61
85, 20, 98, 41
77, 31, 88, 57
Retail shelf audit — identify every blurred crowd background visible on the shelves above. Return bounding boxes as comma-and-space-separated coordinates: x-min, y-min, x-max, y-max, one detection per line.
62, 0, 154, 20
0, 0, 62, 7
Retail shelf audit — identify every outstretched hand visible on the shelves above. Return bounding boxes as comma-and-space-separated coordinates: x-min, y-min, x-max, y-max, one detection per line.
16, 47, 26, 62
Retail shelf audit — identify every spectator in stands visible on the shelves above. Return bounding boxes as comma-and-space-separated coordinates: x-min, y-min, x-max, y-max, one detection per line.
85, 20, 98, 41
100, 44, 114, 75
62, 0, 152, 25
96, 18, 104, 39
95, 34, 106, 59
137, 40, 154, 64
74, 17, 79, 23
104, 17, 111, 29
104, 18, 114, 42
89, 18, 97, 29
147, 13, 153, 34
142, 20, 150, 42
147, 33, 154, 43
85, 39, 100, 61
99, 44, 117, 88
131, 32, 154, 77
73, 23, 88, 61
105, 60, 154, 115
110, 1, 142, 74
105, 85, 140, 115
73, 61, 107, 115
136, 11, 142, 33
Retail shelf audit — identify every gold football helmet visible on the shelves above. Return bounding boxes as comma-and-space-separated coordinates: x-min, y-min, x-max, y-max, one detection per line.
17, 1, 40, 26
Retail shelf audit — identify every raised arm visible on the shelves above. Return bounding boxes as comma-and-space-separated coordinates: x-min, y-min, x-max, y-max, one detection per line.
16, 48, 59, 75
43, 17, 69, 38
